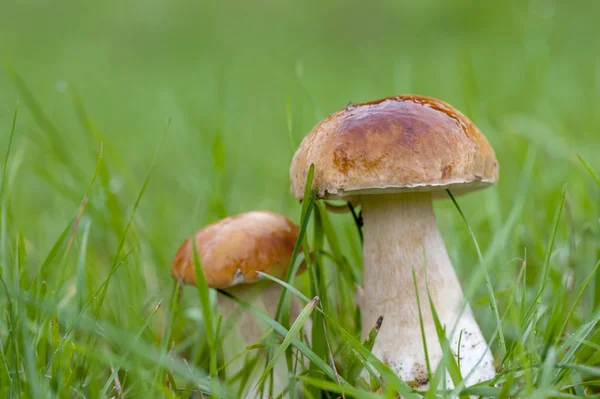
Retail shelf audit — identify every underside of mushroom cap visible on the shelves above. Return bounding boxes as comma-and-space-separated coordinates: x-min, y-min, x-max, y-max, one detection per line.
289, 95, 499, 200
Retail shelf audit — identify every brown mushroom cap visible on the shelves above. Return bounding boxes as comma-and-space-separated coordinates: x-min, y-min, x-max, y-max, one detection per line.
171, 211, 302, 289
289, 95, 499, 200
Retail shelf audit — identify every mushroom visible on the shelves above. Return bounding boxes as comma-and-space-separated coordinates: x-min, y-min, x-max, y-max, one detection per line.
289, 95, 498, 389
171, 210, 310, 396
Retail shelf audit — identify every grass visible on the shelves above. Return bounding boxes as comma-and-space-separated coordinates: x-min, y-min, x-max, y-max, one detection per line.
1, 0, 600, 397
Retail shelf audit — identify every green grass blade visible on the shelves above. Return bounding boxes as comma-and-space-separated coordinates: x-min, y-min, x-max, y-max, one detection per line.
576, 154, 600, 188
191, 238, 218, 399
256, 272, 311, 303
317, 201, 360, 286
525, 184, 567, 320
6, 67, 86, 181
94, 121, 170, 315
99, 299, 163, 397
308, 206, 328, 370
447, 189, 506, 354
255, 296, 318, 388
0, 102, 18, 201
274, 163, 317, 327
299, 376, 385, 399
345, 315, 383, 383
218, 289, 348, 385
425, 286, 467, 399
44, 249, 135, 375
412, 266, 432, 378
316, 312, 415, 397
347, 202, 363, 243
556, 258, 600, 342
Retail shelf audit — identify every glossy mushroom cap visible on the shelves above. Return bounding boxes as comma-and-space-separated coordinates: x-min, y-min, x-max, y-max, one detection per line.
290, 95, 499, 200
171, 211, 301, 289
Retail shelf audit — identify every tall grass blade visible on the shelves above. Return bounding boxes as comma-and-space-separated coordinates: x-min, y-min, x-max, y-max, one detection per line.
447, 189, 506, 353
577, 154, 600, 188
191, 239, 218, 399
0, 103, 18, 201
94, 121, 170, 315
525, 184, 567, 320
255, 296, 318, 388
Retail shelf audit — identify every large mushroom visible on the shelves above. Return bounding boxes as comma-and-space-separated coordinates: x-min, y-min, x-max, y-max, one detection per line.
289, 95, 498, 389
171, 210, 309, 396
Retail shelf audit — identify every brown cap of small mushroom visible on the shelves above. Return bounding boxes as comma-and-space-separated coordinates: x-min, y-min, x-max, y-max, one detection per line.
171, 211, 303, 289
289, 94, 498, 200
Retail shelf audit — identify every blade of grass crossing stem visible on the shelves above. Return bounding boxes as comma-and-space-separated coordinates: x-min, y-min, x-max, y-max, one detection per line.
426, 284, 467, 399
412, 267, 432, 377
192, 239, 218, 399
267, 165, 315, 396
447, 189, 506, 354
256, 297, 319, 388
315, 313, 415, 397
425, 356, 447, 399
346, 315, 383, 382
526, 184, 566, 320
0, 102, 18, 201
274, 163, 316, 327
577, 154, 600, 188
257, 272, 311, 303
218, 290, 347, 385
280, 167, 317, 395
94, 121, 170, 316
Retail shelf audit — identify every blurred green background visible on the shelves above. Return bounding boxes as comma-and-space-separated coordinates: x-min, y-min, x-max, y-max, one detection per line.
2, 0, 599, 271
1, 0, 600, 393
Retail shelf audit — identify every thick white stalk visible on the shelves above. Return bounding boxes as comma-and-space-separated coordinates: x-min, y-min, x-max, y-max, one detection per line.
360, 192, 495, 389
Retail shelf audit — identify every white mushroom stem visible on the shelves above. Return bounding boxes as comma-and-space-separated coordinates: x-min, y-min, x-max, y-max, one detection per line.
217, 282, 310, 397
359, 192, 495, 389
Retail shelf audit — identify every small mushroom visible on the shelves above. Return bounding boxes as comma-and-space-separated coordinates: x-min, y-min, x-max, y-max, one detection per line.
289, 95, 498, 389
171, 210, 309, 396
